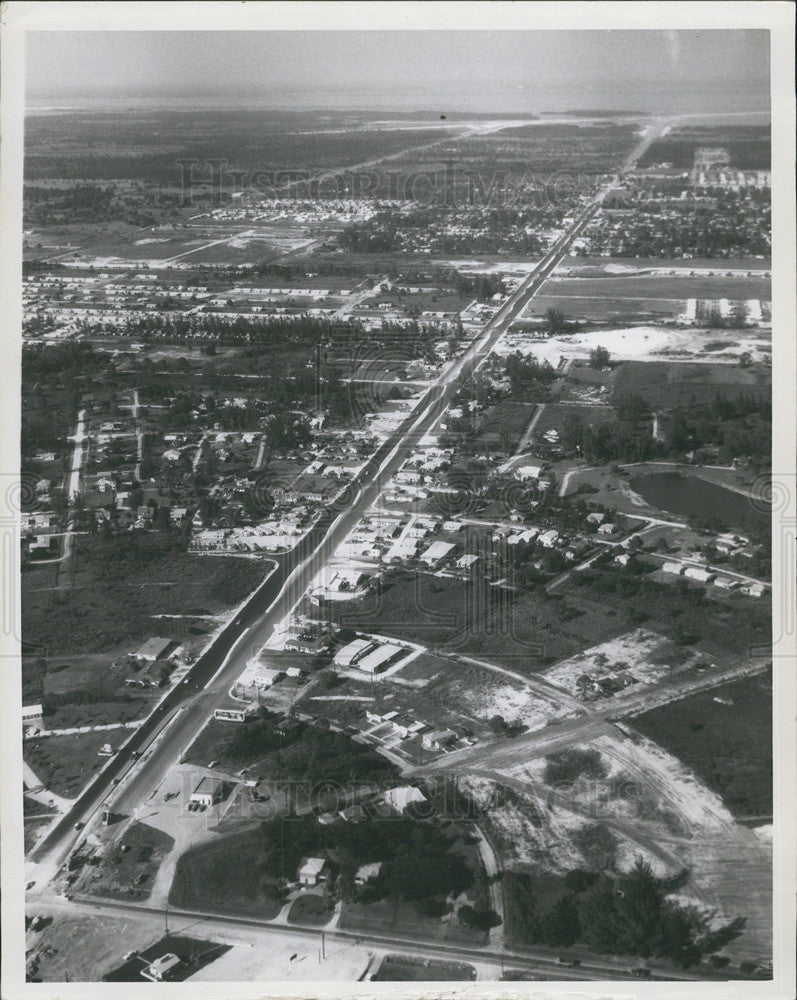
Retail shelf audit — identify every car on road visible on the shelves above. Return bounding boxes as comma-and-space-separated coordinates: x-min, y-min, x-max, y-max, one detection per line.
207, 760, 219, 769
122, 951, 138, 962
73, 821, 85, 831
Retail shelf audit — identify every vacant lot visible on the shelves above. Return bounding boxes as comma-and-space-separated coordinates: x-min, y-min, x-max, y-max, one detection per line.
169, 830, 283, 918
371, 955, 477, 981
22, 535, 268, 656
613, 360, 769, 410
77, 822, 175, 902
539, 274, 771, 301
25, 729, 128, 799
632, 669, 772, 818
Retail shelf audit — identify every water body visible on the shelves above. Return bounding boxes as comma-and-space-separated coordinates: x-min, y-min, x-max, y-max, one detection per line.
629, 471, 768, 533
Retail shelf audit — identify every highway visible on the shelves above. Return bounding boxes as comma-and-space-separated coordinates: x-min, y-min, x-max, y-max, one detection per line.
29, 118, 668, 874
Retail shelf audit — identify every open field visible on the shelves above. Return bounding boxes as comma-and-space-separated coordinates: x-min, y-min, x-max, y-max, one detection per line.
631, 669, 772, 818
169, 830, 283, 918
612, 360, 769, 409
539, 274, 771, 301
22, 536, 270, 657
371, 954, 477, 980
25, 729, 128, 799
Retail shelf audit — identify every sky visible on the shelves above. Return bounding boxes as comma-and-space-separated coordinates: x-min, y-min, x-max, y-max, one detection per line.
25, 30, 771, 114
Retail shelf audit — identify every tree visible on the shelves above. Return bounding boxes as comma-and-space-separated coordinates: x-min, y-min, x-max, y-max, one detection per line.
545, 308, 568, 336
589, 345, 611, 369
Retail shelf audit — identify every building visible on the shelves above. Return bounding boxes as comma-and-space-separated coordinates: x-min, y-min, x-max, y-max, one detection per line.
662, 561, 683, 575
339, 803, 367, 824
712, 576, 739, 590
142, 954, 183, 982
684, 566, 714, 583
355, 861, 383, 885
538, 530, 559, 548
597, 523, 617, 536
334, 638, 375, 667
134, 637, 175, 662
214, 707, 252, 722
382, 786, 428, 813
422, 728, 457, 751
298, 857, 330, 886
357, 643, 403, 674
22, 704, 43, 729
366, 708, 398, 726
419, 540, 455, 566
190, 776, 223, 808
253, 668, 284, 689
457, 553, 480, 569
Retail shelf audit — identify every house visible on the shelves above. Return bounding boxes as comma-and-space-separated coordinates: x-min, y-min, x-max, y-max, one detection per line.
253, 668, 284, 688
684, 566, 714, 583
385, 538, 419, 562
513, 463, 542, 481
741, 582, 765, 598
317, 812, 338, 826
355, 861, 383, 885
35, 479, 51, 495
662, 561, 683, 575
614, 553, 631, 566
170, 507, 188, 523
538, 530, 559, 548
391, 715, 427, 739
142, 954, 183, 982
422, 728, 457, 751
22, 704, 43, 728
366, 708, 399, 726
457, 553, 480, 569
334, 638, 375, 667
586, 511, 605, 525
339, 803, 367, 824
298, 857, 330, 886
162, 449, 182, 462
419, 541, 455, 566
96, 477, 115, 493
713, 576, 739, 590
442, 520, 463, 532
597, 522, 617, 536
190, 777, 222, 808
134, 637, 175, 662
381, 786, 428, 813
357, 643, 403, 674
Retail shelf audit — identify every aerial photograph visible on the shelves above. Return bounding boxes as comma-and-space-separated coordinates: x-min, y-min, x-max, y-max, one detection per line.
10, 12, 789, 991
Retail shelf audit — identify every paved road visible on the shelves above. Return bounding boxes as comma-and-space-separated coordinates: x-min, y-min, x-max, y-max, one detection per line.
38, 894, 716, 984
414, 657, 769, 774
30, 116, 669, 873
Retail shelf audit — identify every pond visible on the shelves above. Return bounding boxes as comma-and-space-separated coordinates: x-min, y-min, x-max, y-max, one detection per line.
629, 471, 769, 534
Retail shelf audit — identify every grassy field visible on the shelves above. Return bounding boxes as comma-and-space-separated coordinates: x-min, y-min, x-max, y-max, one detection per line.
540, 274, 771, 300
371, 955, 477, 981
25, 729, 129, 798
631, 668, 772, 818
287, 893, 334, 926
612, 360, 769, 410
168, 830, 283, 918
22, 535, 269, 657
525, 295, 681, 321
339, 897, 486, 946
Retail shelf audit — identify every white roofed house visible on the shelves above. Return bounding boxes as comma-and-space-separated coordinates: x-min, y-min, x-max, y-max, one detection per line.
683, 566, 714, 583
355, 861, 383, 885
422, 728, 457, 751
298, 857, 330, 886
662, 561, 684, 575
381, 785, 428, 814
538, 529, 560, 548
419, 540, 456, 566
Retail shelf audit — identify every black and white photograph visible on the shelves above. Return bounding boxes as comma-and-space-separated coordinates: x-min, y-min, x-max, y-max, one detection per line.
1, 2, 794, 996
